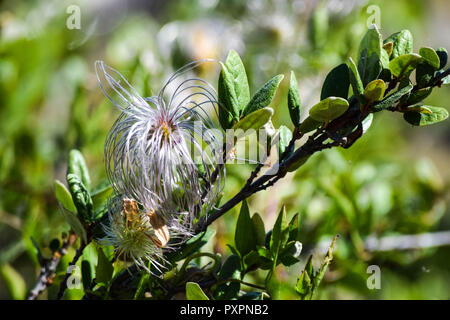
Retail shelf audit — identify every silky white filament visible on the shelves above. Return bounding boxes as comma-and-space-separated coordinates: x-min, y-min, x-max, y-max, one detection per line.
97, 60, 225, 233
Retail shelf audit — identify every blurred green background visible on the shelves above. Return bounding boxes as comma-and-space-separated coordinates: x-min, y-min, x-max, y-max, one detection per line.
0, 0, 449, 299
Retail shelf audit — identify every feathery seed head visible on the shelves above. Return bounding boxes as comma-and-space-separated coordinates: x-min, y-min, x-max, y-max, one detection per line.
101, 196, 169, 273
96, 60, 225, 231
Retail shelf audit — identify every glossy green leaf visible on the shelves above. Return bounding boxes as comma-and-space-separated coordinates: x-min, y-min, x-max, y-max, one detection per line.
288, 71, 302, 126
403, 106, 449, 126
363, 79, 386, 103
389, 53, 422, 78
279, 241, 302, 266
270, 206, 289, 261
406, 87, 432, 105
384, 30, 413, 59
224, 50, 250, 114
215, 254, 241, 300
436, 47, 448, 70
382, 41, 393, 57
186, 282, 209, 300
81, 243, 98, 290
91, 185, 113, 212
54, 180, 77, 213
372, 83, 413, 112
233, 107, 273, 139
362, 113, 374, 134
218, 63, 239, 128
357, 25, 383, 85
416, 62, 435, 88
347, 57, 365, 103
358, 25, 382, 61
96, 247, 114, 285
298, 117, 321, 134
288, 213, 301, 242
277, 125, 292, 158
295, 269, 312, 298
419, 47, 440, 69
235, 200, 256, 257
68, 149, 91, 192
309, 97, 349, 123
321, 63, 350, 100
251, 213, 266, 247
243, 74, 284, 117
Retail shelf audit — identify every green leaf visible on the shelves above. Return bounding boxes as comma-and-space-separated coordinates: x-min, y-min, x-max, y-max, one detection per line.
358, 25, 382, 61
357, 25, 383, 85
288, 71, 302, 126
380, 48, 390, 69
218, 50, 251, 127
406, 87, 432, 105
372, 83, 413, 112
436, 47, 448, 70
256, 247, 274, 270
403, 106, 449, 126
295, 269, 312, 299
186, 282, 209, 300
59, 207, 87, 244
81, 243, 98, 290
389, 53, 422, 78
309, 97, 349, 123
270, 206, 289, 261
215, 254, 241, 300
347, 57, 365, 103
416, 62, 435, 88
419, 47, 440, 69
304, 254, 314, 276
288, 213, 301, 242
279, 241, 302, 266
68, 149, 91, 192
405, 105, 433, 114
298, 117, 321, 134
363, 79, 386, 103
54, 180, 77, 213
218, 64, 239, 128
382, 41, 393, 57
251, 213, 266, 247
96, 247, 114, 285
243, 75, 284, 117
166, 229, 215, 263
67, 173, 93, 223
224, 50, 250, 115
277, 125, 292, 158
91, 185, 113, 212
362, 113, 374, 134
235, 200, 256, 257
233, 107, 273, 139
321, 63, 350, 100
0, 263, 26, 300
384, 30, 413, 60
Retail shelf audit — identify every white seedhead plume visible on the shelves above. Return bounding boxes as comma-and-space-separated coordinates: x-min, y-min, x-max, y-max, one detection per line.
96, 60, 224, 232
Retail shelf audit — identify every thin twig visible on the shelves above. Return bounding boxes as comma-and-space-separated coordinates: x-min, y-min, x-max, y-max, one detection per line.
27, 233, 77, 300
56, 241, 88, 300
